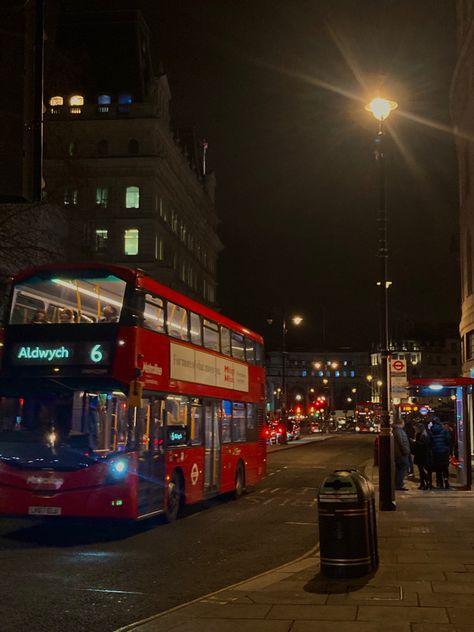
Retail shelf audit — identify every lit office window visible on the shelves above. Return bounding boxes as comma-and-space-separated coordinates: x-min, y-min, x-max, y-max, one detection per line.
69, 94, 84, 114
49, 96, 63, 106
125, 186, 140, 209
118, 93, 133, 113
95, 229, 108, 252
155, 236, 164, 261
63, 188, 78, 206
98, 94, 111, 105
124, 229, 139, 255
96, 187, 108, 208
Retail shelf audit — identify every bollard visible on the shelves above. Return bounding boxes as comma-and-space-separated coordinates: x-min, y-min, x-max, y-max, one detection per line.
318, 469, 378, 579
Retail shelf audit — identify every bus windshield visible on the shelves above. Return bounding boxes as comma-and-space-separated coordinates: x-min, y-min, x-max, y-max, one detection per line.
9, 271, 127, 324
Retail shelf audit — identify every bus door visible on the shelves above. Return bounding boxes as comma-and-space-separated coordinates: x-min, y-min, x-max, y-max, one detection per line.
204, 402, 220, 493
137, 398, 166, 516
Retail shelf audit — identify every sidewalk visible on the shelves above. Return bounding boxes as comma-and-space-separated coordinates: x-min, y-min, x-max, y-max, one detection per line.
117, 463, 474, 632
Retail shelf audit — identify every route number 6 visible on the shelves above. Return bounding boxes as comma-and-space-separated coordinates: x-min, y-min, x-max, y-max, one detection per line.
90, 344, 103, 363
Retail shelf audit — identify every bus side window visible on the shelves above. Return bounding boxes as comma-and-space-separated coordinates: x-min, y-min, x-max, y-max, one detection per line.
203, 319, 219, 352
220, 326, 231, 356
246, 403, 258, 441
231, 331, 245, 361
144, 294, 165, 333
10, 292, 45, 324
190, 312, 202, 346
231, 402, 246, 442
165, 396, 188, 446
189, 399, 203, 445
150, 399, 165, 452
167, 301, 189, 341
255, 342, 264, 367
245, 337, 256, 364
221, 400, 232, 443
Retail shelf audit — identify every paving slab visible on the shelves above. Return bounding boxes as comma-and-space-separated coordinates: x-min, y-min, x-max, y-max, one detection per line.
357, 605, 449, 623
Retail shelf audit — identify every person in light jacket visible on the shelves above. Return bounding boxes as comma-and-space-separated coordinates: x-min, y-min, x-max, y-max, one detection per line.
393, 418, 411, 491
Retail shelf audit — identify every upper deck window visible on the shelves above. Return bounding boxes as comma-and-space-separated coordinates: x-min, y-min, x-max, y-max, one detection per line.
144, 294, 165, 333
167, 302, 189, 341
9, 271, 127, 324
231, 331, 245, 361
203, 319, 219, 352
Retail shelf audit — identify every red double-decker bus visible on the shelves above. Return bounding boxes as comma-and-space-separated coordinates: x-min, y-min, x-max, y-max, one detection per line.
0, 263, 266, 521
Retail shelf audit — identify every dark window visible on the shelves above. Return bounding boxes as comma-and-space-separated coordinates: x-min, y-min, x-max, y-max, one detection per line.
255, 342, 264, 367
467, 331, 474, 360
118, 93, 133, 113
128, 139, 139, 155
98, 139, 108, 156
467, 230, 472, 296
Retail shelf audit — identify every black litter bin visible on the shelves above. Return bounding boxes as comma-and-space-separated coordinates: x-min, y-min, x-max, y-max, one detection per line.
317, 469, 378, 578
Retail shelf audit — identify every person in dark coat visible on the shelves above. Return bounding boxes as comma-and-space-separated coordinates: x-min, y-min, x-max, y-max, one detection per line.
429, 416, 451, 489
413, 421, 432, 490
393, 418, 411, 491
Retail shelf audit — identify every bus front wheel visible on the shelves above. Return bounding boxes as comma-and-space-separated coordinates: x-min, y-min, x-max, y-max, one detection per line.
165, 471, 183, 522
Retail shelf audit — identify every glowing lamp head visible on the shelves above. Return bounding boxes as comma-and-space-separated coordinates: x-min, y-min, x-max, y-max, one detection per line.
292, 315, 303, 326
428, 383, 443, 392
365, 97, 398, 121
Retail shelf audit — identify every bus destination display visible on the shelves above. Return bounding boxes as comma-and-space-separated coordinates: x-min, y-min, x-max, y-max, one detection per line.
10, 342, 111, 366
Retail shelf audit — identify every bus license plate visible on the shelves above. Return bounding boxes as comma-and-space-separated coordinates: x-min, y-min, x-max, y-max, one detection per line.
28, 506, 62, 516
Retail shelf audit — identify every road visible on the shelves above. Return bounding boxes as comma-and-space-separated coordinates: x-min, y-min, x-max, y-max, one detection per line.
0, 434, 374, 632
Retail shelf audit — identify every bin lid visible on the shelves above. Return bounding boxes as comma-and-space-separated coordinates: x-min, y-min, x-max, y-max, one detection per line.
318, 469, 360, 502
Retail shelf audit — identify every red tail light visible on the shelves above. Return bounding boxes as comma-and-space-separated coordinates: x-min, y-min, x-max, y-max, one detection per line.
278, 426, 284, 433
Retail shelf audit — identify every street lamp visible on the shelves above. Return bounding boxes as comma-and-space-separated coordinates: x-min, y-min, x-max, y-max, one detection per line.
267, 313, 303, 418
366, 95, 398, 512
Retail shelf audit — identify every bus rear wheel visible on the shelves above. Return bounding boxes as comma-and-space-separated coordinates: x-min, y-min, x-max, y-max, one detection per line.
233, 462, 245, 499
165, 471, 183, 522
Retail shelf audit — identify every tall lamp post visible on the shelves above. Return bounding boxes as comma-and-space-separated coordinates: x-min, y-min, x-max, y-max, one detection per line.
365, 96, 398, 512
267, 314, 303, 418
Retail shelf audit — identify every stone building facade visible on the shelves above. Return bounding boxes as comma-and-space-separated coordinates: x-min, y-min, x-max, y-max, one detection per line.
451, 0, 474, 375
43, 9, 221, 305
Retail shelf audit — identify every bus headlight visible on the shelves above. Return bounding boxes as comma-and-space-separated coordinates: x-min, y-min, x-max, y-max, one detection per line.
109, 458, 128, 478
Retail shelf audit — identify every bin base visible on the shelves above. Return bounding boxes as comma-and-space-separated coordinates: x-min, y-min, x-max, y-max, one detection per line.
321, 560, 374, 579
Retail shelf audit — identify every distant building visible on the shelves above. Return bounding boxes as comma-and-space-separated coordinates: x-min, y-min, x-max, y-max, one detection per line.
451, 0, 474, 375
44, 9, 221, 305
266, 349, 372, 414
369, 330, 460, 402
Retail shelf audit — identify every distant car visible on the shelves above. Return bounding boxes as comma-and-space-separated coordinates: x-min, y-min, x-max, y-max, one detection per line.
268, 422, 287, 444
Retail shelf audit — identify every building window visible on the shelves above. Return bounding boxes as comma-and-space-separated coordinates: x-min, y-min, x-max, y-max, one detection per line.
155, 236, 164, 261
49, 95, 63, 106
69, 94, 84, 114
68, 141, 78, 157
49, 95, 63, 114
97, 94, 111, 113
63, 188, 78, 206
98, 139, 108, 156
118, 93, 133, 113
125, 186, 140, 209
96, 187, 108, 208
467, 331, 474, 360
124, 229, 139, 255
94, 229, 108, 252
128, 139, 139, 155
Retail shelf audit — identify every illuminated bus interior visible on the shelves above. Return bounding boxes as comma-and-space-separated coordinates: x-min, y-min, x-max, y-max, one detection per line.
9, 272, 127, 324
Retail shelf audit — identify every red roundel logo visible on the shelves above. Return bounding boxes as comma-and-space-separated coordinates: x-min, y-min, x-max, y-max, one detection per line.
392, 360, 404, 371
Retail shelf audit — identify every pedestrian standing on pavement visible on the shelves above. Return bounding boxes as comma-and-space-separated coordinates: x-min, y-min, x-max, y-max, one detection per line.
429, 415, 451, 489
392, 418, 411, 491
413, 421, 433, 490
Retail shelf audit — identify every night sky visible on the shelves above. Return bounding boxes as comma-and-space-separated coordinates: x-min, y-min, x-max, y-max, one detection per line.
145, 1, 459, 350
